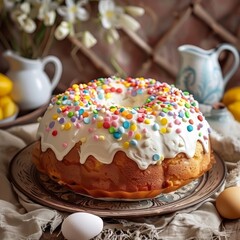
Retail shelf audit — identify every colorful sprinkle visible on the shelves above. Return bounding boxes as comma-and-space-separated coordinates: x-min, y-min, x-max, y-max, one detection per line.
176, 128, 181, 134
185, 103, 191, 108
116, 88, 123, 93
162, 108, 169, 113
93, 135, 99, 140
52, 130, 58, 136
123, 121, 130, 129
178, 111, 184, 118
71, 116, 77, 122
135, 133, 142, 140
152, 123, 160, 131
78, 109, 84, 115
160, 127, 167, 134
62, 142, 68, 148
83, 117, 90, 124
137, 117, 144, 122
174, 119, 181, 125
185, 111, 190, 118
130, 139, 138, 146
189, 119, 194, 124
103, 121, 111, 129
68, 112, 74, 118
99, 135, 105, 141
152, 154, 160, 161
198, 115, 203, 121
144, 119, 151, 124
83, 112, 89, 118
130, 124, 137, 131
52, 114, 58, 120
187, 125, 193, 132
126, 113, 133, 119
113, 131, 122, 139
160, 118, 168, 125
64, 122, 72, 130
111, 121, 118, 128
109, 126, 116, 133
49, 121, 55, 128
123, 141, 130, 149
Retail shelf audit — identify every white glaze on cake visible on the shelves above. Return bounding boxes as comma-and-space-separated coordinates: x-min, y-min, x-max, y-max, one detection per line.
37, 77, 210, 170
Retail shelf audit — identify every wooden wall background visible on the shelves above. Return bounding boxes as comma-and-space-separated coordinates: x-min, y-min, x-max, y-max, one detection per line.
1, 0, 240, 96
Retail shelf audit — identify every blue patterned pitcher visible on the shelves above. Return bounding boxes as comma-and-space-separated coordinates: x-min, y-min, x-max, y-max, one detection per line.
176, 44, 239, 105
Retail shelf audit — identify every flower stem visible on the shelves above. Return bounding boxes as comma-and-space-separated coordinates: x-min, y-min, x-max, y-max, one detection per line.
41, 25, 57, 58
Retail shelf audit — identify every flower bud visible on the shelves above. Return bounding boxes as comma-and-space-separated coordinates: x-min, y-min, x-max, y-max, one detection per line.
55, 21, 70, 40
119, 14, 140, 32
44, 11, 56, 26
82, 31, 97, 48
125, 6, 145, 17
106, 28, 119, 44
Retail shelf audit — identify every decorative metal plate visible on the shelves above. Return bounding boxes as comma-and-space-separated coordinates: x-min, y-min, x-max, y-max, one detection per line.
9, 143, 226, 218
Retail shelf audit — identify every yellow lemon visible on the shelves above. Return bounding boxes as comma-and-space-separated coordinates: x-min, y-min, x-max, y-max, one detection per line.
2, 100, 16, 118
0, 95, 13, 107
0, 73, 13, 97
222, 86, 240, 106
227, 101, 240, 122
0, 107, 3, 120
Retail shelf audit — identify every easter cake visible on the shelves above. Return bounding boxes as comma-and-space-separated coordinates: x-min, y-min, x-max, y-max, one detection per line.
32, 77, 214, 200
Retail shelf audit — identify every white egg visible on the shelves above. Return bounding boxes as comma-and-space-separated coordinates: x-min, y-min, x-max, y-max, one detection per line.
61, 212, 103, 240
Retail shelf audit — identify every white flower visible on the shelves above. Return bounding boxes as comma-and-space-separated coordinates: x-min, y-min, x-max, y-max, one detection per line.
55, 21, 71, 40
99, 0, 143, 32
38, 0, 58, 26
98, 0, 122, 29
124, 6, 145, 17
20, 2, 30, 14
57, 0, 89, 24
55, 23, 97, 48
17, 14, 36, 33
0, 0, 145, 57
11, 2, 36, 33
82, 31, 97, 48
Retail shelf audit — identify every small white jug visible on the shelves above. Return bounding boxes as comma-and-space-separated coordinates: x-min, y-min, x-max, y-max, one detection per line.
3, 51, 62, 111
176, 44, 239, 105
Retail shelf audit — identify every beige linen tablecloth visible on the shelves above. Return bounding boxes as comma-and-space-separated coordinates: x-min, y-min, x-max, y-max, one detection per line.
0, 117, 240, 239
0, 124, 62, 240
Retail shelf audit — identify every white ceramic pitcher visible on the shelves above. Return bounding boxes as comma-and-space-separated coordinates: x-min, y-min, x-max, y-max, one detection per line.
176, 44, 239, 105
3, 51, 62, 111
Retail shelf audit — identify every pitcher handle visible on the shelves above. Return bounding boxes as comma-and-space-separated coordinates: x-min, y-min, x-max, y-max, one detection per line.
215, 44, 240, 86
42, 56, 62, 91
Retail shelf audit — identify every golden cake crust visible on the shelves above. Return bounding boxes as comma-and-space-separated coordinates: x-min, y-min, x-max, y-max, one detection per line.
32, 140, 214, 199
